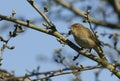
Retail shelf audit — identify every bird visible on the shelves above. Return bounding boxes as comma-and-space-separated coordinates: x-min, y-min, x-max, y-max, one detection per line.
70, 23, 104, 58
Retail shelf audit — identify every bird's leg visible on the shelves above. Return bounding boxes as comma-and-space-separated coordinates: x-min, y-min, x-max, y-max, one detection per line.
84, 48, 92, 54
73, 53, 80, 61
88, 48, 92, 53
65, 30, 71, 38
72, 47, 84, 61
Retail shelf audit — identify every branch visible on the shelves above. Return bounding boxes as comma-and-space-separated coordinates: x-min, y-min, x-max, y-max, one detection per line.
32, 65, 102, 80
54, 0, 120, 29
0, 69, 30, 81
4, 65, 102, 80
107, 0, 120, 20
0, 69, 14, 80
0, 14, 49, 34
27, 0, 57, 31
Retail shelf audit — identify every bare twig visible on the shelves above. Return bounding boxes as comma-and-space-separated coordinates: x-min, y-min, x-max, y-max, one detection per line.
107, 0, 120, 20
27, 0, 57, 31
0, 24, 24, 65
4, 65, 102, 81
54, 0, 120, 29
0, 14, 50, 34
31, 65, 102, 80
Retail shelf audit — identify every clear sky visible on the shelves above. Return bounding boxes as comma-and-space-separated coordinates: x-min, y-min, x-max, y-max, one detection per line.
0, 0, 119, 81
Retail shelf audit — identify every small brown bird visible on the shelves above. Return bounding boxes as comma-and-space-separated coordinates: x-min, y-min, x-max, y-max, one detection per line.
70, 23, 103, 58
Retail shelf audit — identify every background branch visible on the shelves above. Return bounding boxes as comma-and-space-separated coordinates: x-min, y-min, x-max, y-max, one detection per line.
4, 65, 102, 81
107, 0, 120, 20
54, 0, 120, 29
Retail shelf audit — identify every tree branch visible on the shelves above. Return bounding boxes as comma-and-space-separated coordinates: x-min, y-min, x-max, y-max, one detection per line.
107, 0, 120, 20
27, 0, 57, 31
3, 65, 102, 80
0, 14, 49, 34
54, 0, 120, 29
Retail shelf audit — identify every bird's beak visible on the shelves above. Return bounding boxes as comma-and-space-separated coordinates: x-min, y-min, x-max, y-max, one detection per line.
68, 30, 72, 35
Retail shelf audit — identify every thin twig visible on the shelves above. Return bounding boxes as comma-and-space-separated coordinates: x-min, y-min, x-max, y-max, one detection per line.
4, 65, 102, 81
27, 0, 57, 31
54, 0, 120, 29
0, 14, 50, 34
32, 65, 102, 80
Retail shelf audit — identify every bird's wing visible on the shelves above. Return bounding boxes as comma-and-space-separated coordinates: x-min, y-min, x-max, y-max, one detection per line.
85, 27, 101, 46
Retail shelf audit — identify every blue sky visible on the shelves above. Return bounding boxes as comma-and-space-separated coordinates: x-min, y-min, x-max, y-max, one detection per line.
0, 0, 119, 81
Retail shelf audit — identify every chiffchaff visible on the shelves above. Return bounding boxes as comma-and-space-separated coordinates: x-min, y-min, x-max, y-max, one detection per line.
70, 23, 104, 58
